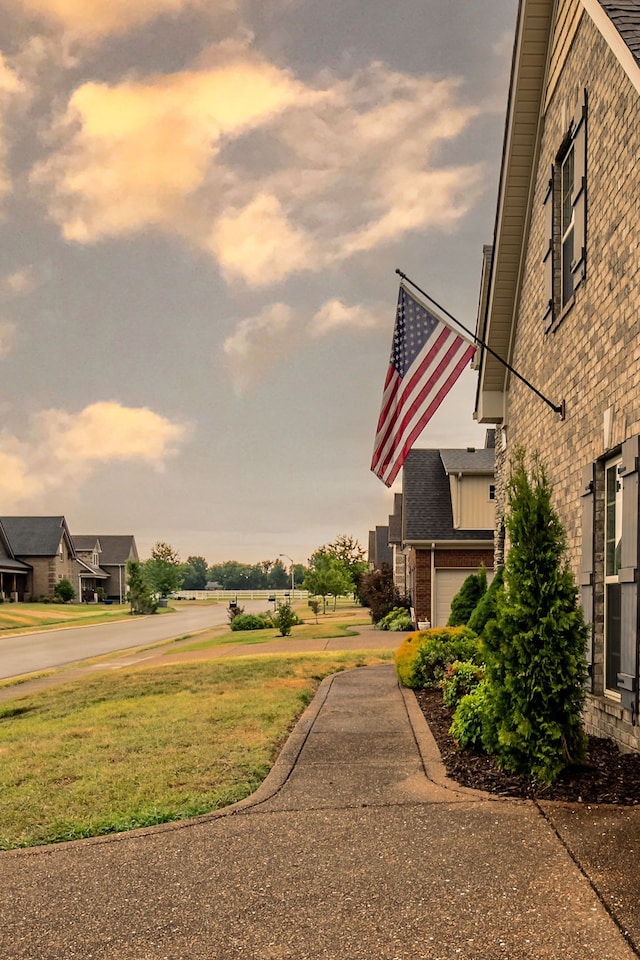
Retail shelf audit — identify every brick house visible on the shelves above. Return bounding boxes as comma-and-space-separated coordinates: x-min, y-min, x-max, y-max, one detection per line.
0, 516, 77, 601
401, 443, 495, 627
475, 0, 640, 749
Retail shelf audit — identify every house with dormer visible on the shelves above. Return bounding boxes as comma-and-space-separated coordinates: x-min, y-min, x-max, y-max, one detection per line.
0, 516, 77, 601
475, 0, 640, 749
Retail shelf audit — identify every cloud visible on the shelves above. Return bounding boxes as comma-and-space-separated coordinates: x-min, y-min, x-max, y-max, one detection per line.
9, 0, 202, 40
310, 299, 377, 338
2, 268, 36, 295
31, 54, 485, 285
0, 53, 28, 206
222, 302, 296, 394
207, 194, 315, 286
30, 51, 314, 241
0, 321, 17, 357
0, 401, 190, 510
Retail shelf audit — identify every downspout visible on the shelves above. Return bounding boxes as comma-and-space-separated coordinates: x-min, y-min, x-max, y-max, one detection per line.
430, 543, 436, 627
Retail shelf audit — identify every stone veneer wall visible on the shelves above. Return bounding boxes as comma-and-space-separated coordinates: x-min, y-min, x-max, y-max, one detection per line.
499, 13, 640, 750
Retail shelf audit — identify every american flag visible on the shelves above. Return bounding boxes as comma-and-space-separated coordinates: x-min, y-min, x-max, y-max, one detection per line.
371, 284, 476, 487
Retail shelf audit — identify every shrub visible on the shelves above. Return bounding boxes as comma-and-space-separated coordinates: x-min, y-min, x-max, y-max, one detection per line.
482, 451, 588, 784
395, 626, 481, 689
447, 567, 487, 626
54, 578, 76, 603
377, 606, 413, 631
450, 681, 490, 751
467, 566, 504, 635
273, 602, 299, 637
229, 613, 269, 632
441, 660, 486, 709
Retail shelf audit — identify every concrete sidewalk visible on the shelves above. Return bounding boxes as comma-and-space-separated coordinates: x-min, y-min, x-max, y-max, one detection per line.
2, 663, 640, 959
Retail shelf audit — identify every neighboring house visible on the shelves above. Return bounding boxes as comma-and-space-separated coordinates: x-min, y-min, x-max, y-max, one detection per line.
72, 536, 109, 602
401, 442, 495, 627
85, 535, 139, 602
475, 0, 640, 749
0, 520, 31, 601
0, 516, 77, 601
388, 493, 407, 595
367, 525, 393, 571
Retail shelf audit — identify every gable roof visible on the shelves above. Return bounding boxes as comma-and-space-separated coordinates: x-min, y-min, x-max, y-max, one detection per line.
83, 535, 138, 565
439, 448, 495, 476
402, 450, 493, 543
73, 536, 101, 553
475, 0, 640, 422
0, 516, 75, 557
0, 520, 31, 572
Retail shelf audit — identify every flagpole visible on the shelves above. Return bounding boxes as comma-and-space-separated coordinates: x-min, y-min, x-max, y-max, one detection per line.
396, 268, 565, 419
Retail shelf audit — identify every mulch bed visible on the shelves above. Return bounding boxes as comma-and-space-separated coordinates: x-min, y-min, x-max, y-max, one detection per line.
414, 688, 640, 804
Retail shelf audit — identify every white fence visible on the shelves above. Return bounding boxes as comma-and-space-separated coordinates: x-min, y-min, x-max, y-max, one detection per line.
172, 589, 308, 602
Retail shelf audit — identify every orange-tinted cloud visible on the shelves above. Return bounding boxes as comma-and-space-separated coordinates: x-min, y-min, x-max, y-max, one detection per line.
0, 401, 190, 509
32, 54, 485, 286
11, 0, 202, 40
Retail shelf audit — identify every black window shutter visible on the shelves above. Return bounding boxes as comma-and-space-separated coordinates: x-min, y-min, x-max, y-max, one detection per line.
542, 167, 554, 325
579, 462, 595, 686
618, 435, 640, 715
571, 94, 587, 289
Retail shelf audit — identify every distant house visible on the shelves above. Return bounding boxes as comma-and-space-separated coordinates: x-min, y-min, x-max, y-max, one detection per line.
388, 493, 407, 595
72, 536, 109, 602
84, 535, 138, 602
0, 516, 77, 601
367, 525, 393, 571
400, 440, 495, 627
474, 0, 640, 751
0, 520, 31, 601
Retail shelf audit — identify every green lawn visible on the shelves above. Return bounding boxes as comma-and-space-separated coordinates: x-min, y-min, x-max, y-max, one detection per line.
0, 650, 393, 850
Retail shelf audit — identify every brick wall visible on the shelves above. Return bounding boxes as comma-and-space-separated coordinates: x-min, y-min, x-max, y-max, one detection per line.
501, 15, 640, 748
410, 547, 494, 623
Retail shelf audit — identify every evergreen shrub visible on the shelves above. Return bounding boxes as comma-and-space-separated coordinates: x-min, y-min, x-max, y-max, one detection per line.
447, 567, 487, 626
441, 660, 485, 708
467, 566, 504, 634
450, 681, 490, 750
229, 613, 269, 632
395, 626, 481, 689
481, 451, 588, 784
377, 606, 413, 631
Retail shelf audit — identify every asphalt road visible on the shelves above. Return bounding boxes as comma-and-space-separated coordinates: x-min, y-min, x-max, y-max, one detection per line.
0, 601, 267, 680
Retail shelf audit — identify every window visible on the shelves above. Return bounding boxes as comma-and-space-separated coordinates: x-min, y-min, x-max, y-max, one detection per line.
542, 93, 587, 327
489, 484, 496, 501
604, 457, 622, 695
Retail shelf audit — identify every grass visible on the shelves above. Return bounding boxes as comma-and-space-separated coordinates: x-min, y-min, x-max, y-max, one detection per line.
0, 650, 393, 850
177, 619, 365, 651
0, 602, 134, 635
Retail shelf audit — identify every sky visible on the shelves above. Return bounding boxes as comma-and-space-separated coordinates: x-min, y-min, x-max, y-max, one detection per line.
0, 0, 517, 566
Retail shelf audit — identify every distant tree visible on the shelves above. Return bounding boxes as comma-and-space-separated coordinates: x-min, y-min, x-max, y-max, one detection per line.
267, 558, 290, 590
274, 601, 297, 637
303, 554, 351, 613
144, 541, 183, 598
54, 578, 75, 603
127, 559, 157, 615
317, 535, 369, 598
181, 555, 208, 590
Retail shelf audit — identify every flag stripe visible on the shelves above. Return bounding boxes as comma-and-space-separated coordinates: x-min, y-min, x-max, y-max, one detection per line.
371, 325, 454, 470
371, 284, 475, 487
377, 343, 475, 485
375, 334, 474, 481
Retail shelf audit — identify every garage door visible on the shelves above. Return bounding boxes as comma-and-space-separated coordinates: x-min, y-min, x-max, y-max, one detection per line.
434, 569, 472, 627
434, 567, 495, 627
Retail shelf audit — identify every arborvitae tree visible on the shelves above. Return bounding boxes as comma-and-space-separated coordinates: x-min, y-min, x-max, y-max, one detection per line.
467, 566, 504, 635
447, 567, 487, 626
482, 451, 588, 784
